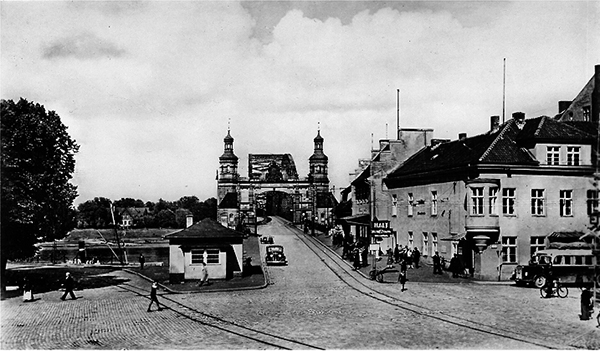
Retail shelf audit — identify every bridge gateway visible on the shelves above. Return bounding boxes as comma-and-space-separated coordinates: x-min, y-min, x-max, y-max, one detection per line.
216, 129, 336, 233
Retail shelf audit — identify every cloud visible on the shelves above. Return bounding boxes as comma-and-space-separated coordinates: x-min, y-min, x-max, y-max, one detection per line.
42, 32, 125, 59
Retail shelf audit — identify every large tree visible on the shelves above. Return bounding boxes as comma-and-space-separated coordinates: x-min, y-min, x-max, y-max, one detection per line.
1, 98, 79, 287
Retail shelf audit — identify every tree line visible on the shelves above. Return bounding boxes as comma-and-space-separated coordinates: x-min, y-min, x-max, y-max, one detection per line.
76, 196, 217, 229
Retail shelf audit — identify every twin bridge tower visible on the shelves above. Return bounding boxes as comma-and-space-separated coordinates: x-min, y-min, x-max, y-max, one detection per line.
216, 129, 335, 232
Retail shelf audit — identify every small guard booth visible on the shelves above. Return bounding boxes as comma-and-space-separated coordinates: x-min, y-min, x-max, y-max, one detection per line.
164, 218, 244, 283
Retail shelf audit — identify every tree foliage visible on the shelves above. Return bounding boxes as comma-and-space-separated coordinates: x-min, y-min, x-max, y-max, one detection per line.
1, 98, 79, 265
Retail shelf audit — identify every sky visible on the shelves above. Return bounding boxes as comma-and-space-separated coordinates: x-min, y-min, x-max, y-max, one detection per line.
2, 0, 599, 206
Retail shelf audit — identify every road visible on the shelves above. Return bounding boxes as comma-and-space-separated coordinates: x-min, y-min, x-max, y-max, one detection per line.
1, 216, 598, 349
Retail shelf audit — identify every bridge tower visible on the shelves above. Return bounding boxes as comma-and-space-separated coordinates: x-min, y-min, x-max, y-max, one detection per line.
308, 129, 329, 192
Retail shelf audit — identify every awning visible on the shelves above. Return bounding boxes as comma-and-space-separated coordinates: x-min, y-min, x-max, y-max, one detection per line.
441, 232, 467, 241
339, 214, 370, 226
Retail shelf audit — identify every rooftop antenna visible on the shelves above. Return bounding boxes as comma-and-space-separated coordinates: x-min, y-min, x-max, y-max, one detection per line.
386, 123, 388, 139
371, 133, 374, 151
502, 58, 506, 123
397, 89, 400, 139
318, 121, 320, 132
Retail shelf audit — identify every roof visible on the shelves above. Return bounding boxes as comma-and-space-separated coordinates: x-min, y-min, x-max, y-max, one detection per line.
164, 218, 244, 240
385, 116, 594, 187
117, 207, 149, 218
218, 192, 238, 209
339, 214, 370, 225
546, 230, 587, 243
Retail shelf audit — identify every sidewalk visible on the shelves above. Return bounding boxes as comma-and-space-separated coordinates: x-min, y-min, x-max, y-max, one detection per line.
305, 225, 488, 285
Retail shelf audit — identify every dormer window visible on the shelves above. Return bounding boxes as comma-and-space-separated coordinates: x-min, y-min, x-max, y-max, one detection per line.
583, 106, 591, 121
546, 146, 559, 165
567, 146, 580, 166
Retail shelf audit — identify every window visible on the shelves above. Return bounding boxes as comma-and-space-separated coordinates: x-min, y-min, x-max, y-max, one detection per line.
431, 233, 438, 256
391, 194, 398, 217
431, 191, 438, 216
559, 190, 573, 217
501, 237, 517, 263
587, 190, 599, 216
408, 231, 414, 248
191, 249, 220, 264
575, 256, 583, 265
471, 187, 484, 215
546, 146, 560, 165
567, 146, 580, 166
583, 106, 591, 121
530, 237, 545, 257
206, 249, 220, 264
502, 188, 516, 215
407, 193, 414, 217
531, 189, 545, 216
422, 232, 429, 253
191, 250, 204, 264
564, 256, 571, 265
489, 187, 498, 215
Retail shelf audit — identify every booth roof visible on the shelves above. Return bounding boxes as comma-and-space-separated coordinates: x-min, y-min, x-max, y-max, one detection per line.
164, 218, 244, 239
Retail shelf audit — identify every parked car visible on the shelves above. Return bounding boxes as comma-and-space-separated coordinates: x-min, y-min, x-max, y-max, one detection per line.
265, 245, 287, 265
260, 236, 274, 244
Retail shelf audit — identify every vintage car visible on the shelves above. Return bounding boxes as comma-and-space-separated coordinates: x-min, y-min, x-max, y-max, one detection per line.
260, 236, 274, 244
265, 245, 287, 265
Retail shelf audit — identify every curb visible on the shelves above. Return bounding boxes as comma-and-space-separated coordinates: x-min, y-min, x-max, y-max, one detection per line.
123, 268, 269, 294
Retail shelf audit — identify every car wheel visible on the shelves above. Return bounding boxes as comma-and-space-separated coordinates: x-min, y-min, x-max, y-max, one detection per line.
534, 275, 547, 289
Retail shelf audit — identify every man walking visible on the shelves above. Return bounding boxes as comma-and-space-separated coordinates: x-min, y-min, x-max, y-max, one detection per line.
413, 248, 421, 269
432, 252, 443, 274
147, 281, 164, 312
198, 262, 210, 286
60, 272, 77, 300
139, 254, 145, 270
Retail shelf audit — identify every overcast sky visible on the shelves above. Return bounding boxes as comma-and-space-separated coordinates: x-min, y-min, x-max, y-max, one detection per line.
2, 1, 599, 205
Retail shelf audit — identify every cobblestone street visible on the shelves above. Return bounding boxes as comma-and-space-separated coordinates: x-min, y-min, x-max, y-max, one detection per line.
2, 217, 599, 349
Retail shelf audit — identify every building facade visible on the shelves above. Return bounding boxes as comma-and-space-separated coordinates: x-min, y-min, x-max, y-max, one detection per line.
384, 113, 596, 280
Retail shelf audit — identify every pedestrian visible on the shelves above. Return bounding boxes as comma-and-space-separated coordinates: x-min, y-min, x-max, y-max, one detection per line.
580, 287, 593, 320
361, 245, 368, 267
139, 254, 145, 270
399, 259, 408, 291
406, 249, 414, 269
394, 244, 400, 264
386, 248, 394, 268
353, 246, 361, 270
413, 248, 421, 269
22, 277, 34, 302
198, 262, 210, 286
147, 281, 164, 312
60, 272, 77, 301
432, 252, 443, 274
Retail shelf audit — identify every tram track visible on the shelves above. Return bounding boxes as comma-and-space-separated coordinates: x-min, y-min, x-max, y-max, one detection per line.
284, 219, 566, 349
115, 282, 324, 350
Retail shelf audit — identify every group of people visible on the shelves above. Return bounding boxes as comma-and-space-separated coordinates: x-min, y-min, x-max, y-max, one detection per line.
392, 245, 421, 269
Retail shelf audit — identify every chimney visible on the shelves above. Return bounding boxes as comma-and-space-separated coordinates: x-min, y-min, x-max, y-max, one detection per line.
186, 215, 193, 228
512, 112, 526, 129
558, 101, 571, 114
592, 64, 600, 123
490, 115, 500, 132
458, 133, 467, 140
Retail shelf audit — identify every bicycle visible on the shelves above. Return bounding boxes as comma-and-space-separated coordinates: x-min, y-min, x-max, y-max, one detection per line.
540, 281, 568, 298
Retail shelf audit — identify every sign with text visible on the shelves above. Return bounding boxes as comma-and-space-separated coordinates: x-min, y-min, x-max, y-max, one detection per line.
371, 221, 393, 236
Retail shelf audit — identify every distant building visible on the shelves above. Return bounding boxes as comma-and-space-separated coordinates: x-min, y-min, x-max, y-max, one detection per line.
216, 128, 335, 231
116, 207, 149, 228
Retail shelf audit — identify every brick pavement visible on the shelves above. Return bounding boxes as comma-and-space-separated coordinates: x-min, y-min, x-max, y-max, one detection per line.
2, 218, 599, 349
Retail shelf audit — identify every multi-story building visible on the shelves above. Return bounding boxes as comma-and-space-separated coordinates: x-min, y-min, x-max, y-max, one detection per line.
384, 113, 596, 280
